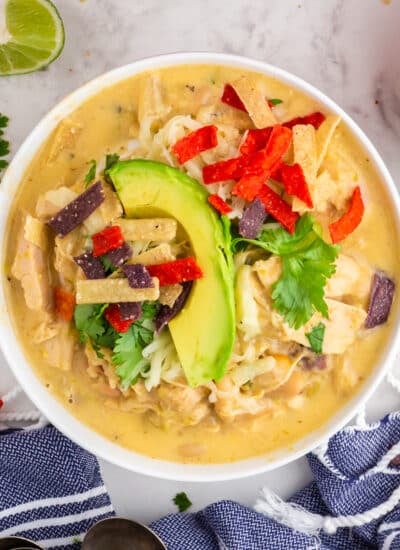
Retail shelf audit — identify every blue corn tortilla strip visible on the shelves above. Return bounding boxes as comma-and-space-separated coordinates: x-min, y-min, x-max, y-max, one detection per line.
122, 264, 154, 289
74, 251, 106, 279
118, 302, 142, 321
48, 182, 104, 237
365, 272, 395, 328
105, 242, 132, 267
155, 282, 192, 333
238, 197, 266, 239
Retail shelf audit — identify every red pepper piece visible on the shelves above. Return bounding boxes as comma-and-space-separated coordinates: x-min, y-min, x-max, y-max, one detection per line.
172, 125, 218, 164
232, 176, 266, 202
207, 194, 232, 214
104, 304, 134, 333
147, 257, 203, 286
280, 163, 314, 208
283, 111, 326, 130
0, 399, 4, 410
257, 185, 299, 234
92, 225, 124, 257
239, 127, 273, 155
329, 186, 364, 244
203, 125, 291, 184
221, 84, 247, 111
203, 157, 242, 184
54, 287, 75, 322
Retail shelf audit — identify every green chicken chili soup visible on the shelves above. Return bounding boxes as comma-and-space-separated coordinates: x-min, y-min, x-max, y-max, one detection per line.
4, 64, 398, 463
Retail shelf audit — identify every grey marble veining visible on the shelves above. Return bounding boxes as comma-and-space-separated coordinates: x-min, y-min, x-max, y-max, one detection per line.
0, 0, 399, 524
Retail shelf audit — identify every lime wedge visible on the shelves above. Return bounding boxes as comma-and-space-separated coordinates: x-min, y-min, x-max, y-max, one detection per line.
0, 0, 64, 75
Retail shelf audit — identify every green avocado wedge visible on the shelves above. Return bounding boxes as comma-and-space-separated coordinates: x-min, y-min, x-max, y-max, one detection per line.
109, 159, 236, 387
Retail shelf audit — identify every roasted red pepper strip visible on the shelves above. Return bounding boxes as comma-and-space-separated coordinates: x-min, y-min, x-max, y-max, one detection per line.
207, 194, 232, 214
54, 287, 75, 322
329, 186, 364, 244
172, 125, 218, 164
0, 399, 3, 410
283, 111, 326, 130
147, 257, 203, 286
203, 157, 242, 184
280, 163, 314, 208
221, 84, 247, 111
92, 225, 124, 257
239, 127, 273, 155
232, 176, 265, 202
257, 185, 299, 234
203, 125, 292, 184
104, 304, 134, 333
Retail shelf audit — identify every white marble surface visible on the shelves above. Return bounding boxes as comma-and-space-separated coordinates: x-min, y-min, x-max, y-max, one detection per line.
1, 0, 400, 525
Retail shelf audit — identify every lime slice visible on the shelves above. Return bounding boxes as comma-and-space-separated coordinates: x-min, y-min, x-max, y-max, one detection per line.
0, 0, 64, 75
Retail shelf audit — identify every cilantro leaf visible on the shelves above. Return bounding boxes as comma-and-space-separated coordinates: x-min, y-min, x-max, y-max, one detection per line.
173, 492, 192, 512
0, 159, 8, 170
73, 304, 118, 357
84, 159, 96, 187
269, 98, 283, 105
233, 214, 339, 329
0, 114, 9, 128
111, 305, 158, 389
0, 139, 9, 157
306, 322, 325, 353
100, 255, 118, 274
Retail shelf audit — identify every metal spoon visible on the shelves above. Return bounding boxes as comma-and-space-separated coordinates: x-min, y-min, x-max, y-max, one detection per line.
82, 517, 166, 550
0, 537, 42, 550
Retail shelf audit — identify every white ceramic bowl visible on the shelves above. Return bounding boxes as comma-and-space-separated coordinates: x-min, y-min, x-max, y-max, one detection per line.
1, 53, 399, 482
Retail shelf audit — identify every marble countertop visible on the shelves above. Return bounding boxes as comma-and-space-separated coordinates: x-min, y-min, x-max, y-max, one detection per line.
1, 0, 400, 524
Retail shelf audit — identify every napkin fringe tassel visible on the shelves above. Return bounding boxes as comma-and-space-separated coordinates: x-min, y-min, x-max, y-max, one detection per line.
255, 481, 400, 536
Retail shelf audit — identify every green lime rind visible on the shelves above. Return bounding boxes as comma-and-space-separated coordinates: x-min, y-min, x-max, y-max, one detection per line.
0, 0, 65, 76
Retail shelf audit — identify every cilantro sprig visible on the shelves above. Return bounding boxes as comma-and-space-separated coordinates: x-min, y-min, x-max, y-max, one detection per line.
74, 304, 118, 358
233, 214, 339, 329
306, 322, 325, 353
84, 159, 96, 187
112, 302, 158, 389
173, 492, 192, 512
0, 114, 10, 173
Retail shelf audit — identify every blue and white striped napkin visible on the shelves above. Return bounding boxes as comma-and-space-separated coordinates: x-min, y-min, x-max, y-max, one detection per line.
0, 425, 114, 548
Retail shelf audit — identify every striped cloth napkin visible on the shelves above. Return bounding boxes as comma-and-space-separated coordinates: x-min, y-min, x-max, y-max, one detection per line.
0, 426, 114, 548
151, 412, 400, 550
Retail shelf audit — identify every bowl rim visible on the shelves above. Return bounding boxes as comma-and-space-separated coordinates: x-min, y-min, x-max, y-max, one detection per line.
0, 52, 399, 482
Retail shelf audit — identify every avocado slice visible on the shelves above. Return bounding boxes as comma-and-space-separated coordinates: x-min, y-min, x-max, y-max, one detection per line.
109, 159, 235, 386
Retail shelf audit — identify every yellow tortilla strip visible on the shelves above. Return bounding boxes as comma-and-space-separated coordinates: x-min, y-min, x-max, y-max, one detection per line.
129, 243, 175, 266
119, 218, 177, 242
159, 284, 183, 307
24, 214, 48, 251
232, 76, 277, 129
316, 115, 341, 170
292, 124, 317, 213
76, 278, 159, 304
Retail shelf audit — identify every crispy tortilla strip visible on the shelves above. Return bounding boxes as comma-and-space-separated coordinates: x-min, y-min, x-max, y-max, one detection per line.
129, 243, 175, 266
232, 76, 277, 129
24, 214, 48, 251
316, 115, 341, 170
76, 278, 159, 304
46, 119, 82, 163
292, 124, 317, 213
159, 284, 182, 307
84, 182, 123, 234
119, 218, 177, 242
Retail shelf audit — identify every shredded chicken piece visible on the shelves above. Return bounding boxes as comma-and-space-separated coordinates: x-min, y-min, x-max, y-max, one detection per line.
85, 344, 120, 388
214, 375, 274, 422
325, 254, 373, 307
12, 220, 52, 311
36, 187, 77, 221
156, 383, 209, 426
40, 323, 75, 371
